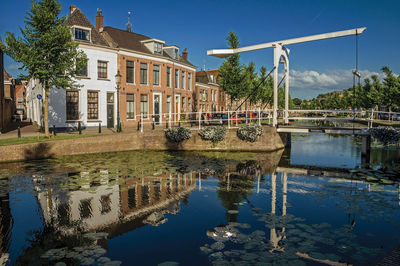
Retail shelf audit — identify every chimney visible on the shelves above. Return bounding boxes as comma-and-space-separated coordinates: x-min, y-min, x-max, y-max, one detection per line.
96, 9, 103, 31
70, 5, 76, 15
182, 48, 188, 61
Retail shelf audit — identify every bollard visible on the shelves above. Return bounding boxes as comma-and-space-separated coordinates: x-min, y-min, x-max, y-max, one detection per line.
137, 121, 140, 131
78, 121, 82, 135
18, 126, 21, 138
178, 121, 181, 127
152, 118, 155, 130
166, 118, 169, 129
53, 125, 56, 136
98, 123, 101, 134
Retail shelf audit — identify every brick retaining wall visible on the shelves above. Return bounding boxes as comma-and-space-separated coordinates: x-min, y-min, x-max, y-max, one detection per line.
0, 126, 287, 162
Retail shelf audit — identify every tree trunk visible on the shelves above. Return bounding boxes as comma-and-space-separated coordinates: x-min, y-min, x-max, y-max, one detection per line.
44, 88, 50, 137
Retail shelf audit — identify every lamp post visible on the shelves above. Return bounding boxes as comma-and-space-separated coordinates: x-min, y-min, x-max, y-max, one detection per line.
115, 70, 122, 132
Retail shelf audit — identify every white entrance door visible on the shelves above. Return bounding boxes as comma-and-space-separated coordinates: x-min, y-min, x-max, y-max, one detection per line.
153, 93, 162, 125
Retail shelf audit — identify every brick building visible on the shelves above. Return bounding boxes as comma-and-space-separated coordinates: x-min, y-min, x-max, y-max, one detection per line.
194, 69, 227, 112
101, 19, 196, 126
0, 68, 15, 132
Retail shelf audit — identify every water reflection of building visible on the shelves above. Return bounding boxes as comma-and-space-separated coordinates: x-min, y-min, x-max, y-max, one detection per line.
34, 171, 196, 236
35, 170, 120, 232
0, 192, 11, 265
120, 172, 195, 220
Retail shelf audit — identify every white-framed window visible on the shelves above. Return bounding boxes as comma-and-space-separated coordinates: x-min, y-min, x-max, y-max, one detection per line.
181, 71, 185, 89
126, 93, 135, 119
140, 94, 148, 119
154, 42, 162, 54
74, 28, 90, 42
97, 61, 107, 79
174, 69, 179, 88
188, 73, 192, 90
174, 49, 179, 59
153, 65, 160, 86
166, 67, 171, 87
140, 63, 148, 85
126, 60, 135, 83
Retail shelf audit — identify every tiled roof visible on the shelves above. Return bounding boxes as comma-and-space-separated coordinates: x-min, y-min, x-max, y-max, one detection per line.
102, 26, 195, 68
3, 70, 11, 81
66, 8, 108, 47
196, 70, 219, 84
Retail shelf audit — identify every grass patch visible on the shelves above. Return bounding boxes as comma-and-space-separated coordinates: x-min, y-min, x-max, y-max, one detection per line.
0, 134, 100, 146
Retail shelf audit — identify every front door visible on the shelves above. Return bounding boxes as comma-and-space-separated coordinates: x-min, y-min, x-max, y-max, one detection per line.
153, 93, 161, 125
107, 93, 114, 128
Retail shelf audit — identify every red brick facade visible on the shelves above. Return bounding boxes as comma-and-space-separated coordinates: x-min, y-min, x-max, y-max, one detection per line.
118, 53, 195, 126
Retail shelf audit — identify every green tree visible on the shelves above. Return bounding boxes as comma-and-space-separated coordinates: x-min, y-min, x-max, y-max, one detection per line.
218, 31, 246, 106
381, 66, 400, 118
2, 0, 87, 137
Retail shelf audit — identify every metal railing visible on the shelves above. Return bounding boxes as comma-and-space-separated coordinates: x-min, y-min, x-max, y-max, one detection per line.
131, 108, 273, 132
126, 108, 400, 132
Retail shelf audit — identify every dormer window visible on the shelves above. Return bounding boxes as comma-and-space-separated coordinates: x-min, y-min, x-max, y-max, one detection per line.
174, 49, 179, 59
74, 28, 90, 42
154, 42, 162, 54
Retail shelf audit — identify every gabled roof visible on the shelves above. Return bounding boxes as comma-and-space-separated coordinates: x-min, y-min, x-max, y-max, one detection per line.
66, 8, 108, 47
102, 26, 195, 68
196, 70, 219, 85
3, 70, 11, 82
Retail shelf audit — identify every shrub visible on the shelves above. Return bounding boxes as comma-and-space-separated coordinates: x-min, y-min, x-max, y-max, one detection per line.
165, 127, 192, 143
237, 124, 264, 142
369, 127, 400, 145
199, 126, 226, 144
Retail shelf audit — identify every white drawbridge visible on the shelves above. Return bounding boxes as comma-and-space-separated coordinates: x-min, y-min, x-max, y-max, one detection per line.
207, 27, 366, 126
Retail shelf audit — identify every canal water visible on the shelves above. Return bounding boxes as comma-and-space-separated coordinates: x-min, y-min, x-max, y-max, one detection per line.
0, 133, 399, 265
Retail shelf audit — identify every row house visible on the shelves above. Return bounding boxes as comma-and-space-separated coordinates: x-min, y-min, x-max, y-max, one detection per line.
194, 69, 227, 113
100, 15, 196, 126
26, 6, 118, 129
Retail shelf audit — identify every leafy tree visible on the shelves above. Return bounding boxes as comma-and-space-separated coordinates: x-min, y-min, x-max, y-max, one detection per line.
381, 66, 400, 118
218, 31, 246, 106
2, 0, 87, 137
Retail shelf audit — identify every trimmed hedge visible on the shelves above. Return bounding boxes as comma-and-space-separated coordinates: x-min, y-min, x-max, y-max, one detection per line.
165, 127, 192, 143
237, 124, 264, 142
199, 126, 227, 144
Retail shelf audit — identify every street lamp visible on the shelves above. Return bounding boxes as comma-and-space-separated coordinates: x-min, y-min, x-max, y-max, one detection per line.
115, 70, 122, 132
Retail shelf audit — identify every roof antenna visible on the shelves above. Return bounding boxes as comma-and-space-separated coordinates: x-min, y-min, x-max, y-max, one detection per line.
126, 11, 132, 32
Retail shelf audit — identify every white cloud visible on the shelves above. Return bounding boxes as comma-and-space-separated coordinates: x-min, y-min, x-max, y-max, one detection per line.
286, 69, 385, 92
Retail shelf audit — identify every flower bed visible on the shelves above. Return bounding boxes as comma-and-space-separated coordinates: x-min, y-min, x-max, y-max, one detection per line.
369, 127, 400, 145
237, 124, 264, 142
199, 126, 227, 144
165, 127, 192, 143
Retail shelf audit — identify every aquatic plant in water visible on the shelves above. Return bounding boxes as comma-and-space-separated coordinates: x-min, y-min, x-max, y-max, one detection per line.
237, 124, 264, 142
165, 127, 192, 143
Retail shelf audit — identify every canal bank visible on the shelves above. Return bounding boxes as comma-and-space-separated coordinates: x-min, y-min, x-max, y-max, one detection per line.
0, 126, 287, 162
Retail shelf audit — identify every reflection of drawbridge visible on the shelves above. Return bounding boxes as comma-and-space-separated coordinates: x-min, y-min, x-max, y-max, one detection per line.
269, 172, 287, 252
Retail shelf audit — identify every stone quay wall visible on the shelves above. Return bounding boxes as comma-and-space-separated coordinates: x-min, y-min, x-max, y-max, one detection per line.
0, 126, 287, 162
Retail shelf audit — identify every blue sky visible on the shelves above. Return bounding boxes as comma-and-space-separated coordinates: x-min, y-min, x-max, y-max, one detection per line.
1, 0, 399, 99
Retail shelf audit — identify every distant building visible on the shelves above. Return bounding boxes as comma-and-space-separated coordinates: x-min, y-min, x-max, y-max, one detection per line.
101, 20, 196, 125
195, 69, 227, 112
15, 83, 26, 119
0, 68, 15, 132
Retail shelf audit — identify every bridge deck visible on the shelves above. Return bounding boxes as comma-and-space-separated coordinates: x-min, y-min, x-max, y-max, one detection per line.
277, 125, 370, 135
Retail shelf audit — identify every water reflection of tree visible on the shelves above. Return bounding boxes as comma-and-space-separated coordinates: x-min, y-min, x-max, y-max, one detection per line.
217, 161, 263, 222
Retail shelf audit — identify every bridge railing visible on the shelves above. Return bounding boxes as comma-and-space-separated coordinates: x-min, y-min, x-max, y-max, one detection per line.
286, 109, 400, 128
125, 108, 399, 131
